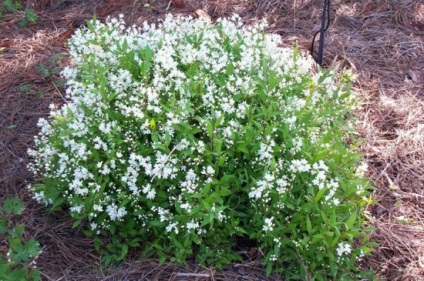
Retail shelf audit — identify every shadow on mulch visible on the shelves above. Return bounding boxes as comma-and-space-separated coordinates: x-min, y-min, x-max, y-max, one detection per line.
1, 0, 423, 280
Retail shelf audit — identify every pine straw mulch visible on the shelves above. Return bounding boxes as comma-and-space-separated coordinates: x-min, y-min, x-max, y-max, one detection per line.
0, 0, 423, 280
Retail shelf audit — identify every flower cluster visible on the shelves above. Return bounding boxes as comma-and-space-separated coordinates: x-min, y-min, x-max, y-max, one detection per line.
28, 14, 372, 279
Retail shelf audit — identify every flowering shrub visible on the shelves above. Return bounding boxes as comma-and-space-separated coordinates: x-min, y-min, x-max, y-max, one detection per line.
28, 14, 373, 279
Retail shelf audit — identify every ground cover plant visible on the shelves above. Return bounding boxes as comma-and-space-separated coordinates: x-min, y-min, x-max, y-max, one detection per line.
26, 14, 373, 279
0, 197, 40, 281
0, 0, 38, 27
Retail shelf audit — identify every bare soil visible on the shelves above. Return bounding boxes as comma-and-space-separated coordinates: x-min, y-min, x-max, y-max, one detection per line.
1, 0, 423, 280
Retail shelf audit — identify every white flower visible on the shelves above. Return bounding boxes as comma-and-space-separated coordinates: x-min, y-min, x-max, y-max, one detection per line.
100, 166, 111, 175
186, 220, 199, 230
166, 222, 179, 234
276, 177, 289, 194
216, 210, 225, 221
180, 169, 198, 193
257, 138, 275, 163
177, 138, 190, 150
70, 204, 84, 214
147, 189, 156, 199
157, 207, 170, 222
291, 136, 303, 154
32, 190, 46, 203
93, 204, 103, 212
61, 66, 78, 80
249, 175, 273, 199
289, 158, 311, 173
336, 242, 352, 257
263, 217, 274, 232
180, 202, 192, 213
142, 184, 156, 199
355, 162, 368, 178
269, 254, 278, 261
106, 204, 127, 221
201, 165, 215, 178
285, 116, 297, 130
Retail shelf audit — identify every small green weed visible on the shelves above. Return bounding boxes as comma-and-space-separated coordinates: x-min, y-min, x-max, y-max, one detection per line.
0, 0, 21, 17
6, 124, 17, 130
49, 53, 65, 63
35, 64, 51, 78
19, 84, 32, 94
0, 197, 41, 281
36, 90, 44, 99
17, 8, 38, 27
19, 84, 46, 99
0, 1, 38, 26
36, 54, 64, 79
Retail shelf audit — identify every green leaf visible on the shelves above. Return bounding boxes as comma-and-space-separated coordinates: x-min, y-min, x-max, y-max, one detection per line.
148, 118, 157, 130
8, 236, 22, 249
311, 234, 324, 244
214, 114, 224, 127
144, 45, 153, 61
226, 63, 234, 76
214, 139, 223, 153
141, 60, 152, 78
149, 220, 164, 227
119, 244, 128, 259
52, 115, 65, 123
206, 121, 214, 139
128, 238, 140, 247
0, 218, 8, 233
266, 262, 273, 276
345, 210, 357, 230
159, 254, 167, 265
203, 183, 211, 195
4, 0, 21, 12
25, 239, 41, 257
94, 237, 102, 251
36, 64, 50, 77
314, 188, 326, 203
306, 216, 312, 233
25, 9, 38, 23
3, 197, 25, 215
320, 211, 329, 224
220, 175, 235, 184
0, 264, 10, 280
218, 155, 226, 166
330, 209, 337, 227
236, 144, 249, 155
11, 224, 25, 237
72, 219, 82, 228
102, 255, 113, 267
52, 197, 66, 208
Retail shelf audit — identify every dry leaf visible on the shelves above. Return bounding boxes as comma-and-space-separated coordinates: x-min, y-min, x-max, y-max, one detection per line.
0, 39, 13, 48
195, 9, 211, 23
95, 0, 128, 17
362, 3, 375, 13
58, 26, 75, 43
408, 70, 424, 85
410, 21, 424, 32
171, 0, 185, 9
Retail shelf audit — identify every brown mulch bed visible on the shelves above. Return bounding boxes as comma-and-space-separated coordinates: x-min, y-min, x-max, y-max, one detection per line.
1, 0, 423, 280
